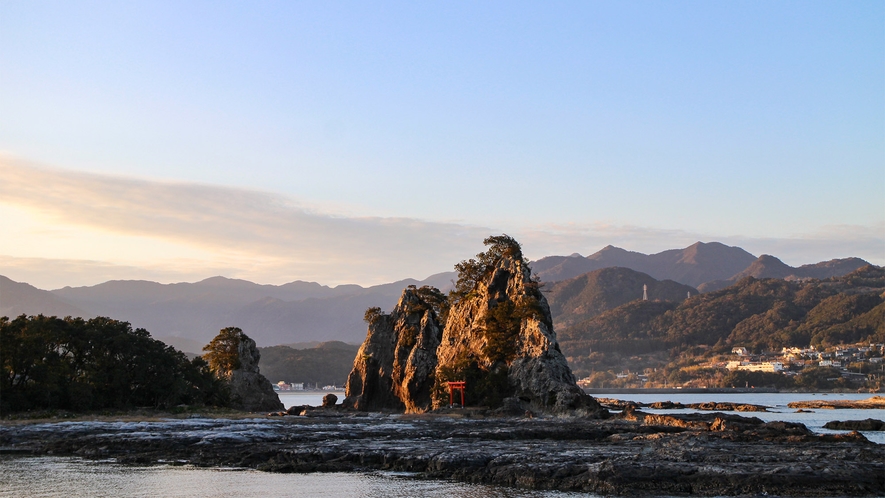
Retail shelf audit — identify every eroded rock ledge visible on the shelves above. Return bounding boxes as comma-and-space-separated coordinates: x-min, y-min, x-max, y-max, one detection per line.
2, 411, 882, 497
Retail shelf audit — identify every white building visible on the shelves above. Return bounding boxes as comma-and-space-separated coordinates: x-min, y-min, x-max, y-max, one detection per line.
726, 361, 783, 372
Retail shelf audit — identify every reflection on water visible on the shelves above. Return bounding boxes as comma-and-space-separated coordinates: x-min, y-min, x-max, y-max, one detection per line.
0, 457, 592, 498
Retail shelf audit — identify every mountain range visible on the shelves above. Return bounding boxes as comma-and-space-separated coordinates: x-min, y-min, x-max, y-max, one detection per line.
557, 264, 885, 378
532, 241, 868, 289
1, 272, 456, 351
1, 241, 872, 351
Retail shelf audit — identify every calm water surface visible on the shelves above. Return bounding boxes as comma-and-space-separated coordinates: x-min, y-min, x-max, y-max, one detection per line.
610, 392, 885, 444
0, 456, 592, 498
282, 392, 885, 443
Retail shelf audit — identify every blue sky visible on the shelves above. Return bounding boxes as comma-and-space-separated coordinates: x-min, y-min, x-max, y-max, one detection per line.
1, 1, 883, 289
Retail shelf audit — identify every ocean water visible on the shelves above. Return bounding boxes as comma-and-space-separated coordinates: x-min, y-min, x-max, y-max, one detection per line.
608, 392, 885, 444
277, 391, 344, 408
279, 392, 885, 443
0, 456, 591, 498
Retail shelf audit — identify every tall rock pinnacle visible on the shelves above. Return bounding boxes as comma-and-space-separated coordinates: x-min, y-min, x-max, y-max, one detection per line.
433, 235, 604, 415
344, 286, 446, 413
344, 235, 606, 417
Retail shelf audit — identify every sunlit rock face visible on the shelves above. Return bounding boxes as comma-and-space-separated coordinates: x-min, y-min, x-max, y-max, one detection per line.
228, 335, 284, 412
344, 287, 444, 413
433, 253, 605, 416
345, 236, 606, 417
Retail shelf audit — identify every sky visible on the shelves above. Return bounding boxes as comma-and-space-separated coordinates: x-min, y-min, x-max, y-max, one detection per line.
1, 1, 883, 290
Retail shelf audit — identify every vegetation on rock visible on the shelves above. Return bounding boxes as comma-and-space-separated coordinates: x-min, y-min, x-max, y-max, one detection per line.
202, 326, 247, 375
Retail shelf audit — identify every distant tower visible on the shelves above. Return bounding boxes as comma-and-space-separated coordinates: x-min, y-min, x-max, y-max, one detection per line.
687, 291, 691, 299
643, 284, 648, 301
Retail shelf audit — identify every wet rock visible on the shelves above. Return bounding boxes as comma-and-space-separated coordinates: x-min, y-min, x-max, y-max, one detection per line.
687, 401, 768, 412
3, 413, 882, 496
788, 396, 885, 410
649, 401, 683, 409
322, 394, 338, 408
824, 419, 885, 431
286, 405, 307, 416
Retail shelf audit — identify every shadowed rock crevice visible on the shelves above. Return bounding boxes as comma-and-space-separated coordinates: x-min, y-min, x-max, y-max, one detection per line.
344, 286, 446, 412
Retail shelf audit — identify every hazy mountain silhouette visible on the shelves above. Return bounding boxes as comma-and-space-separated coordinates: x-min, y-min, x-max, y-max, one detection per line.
0, 242, 870, 349
534, 242, 757, 287
0, 275, 87, 318
39, 272, 456, 348
697, 255, 870, 292
534, 241, 868, 290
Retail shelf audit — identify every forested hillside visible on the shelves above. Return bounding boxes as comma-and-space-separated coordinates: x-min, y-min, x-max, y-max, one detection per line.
558, 265, 885, 380
544, 267, 696, 329
258, 341, 360, 387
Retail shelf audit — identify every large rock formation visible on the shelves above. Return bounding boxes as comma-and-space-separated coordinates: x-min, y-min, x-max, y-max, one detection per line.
226, 335, 284, 412
344, 286, 445, 412
345, 235, 606, 417
433, 239, 604, 415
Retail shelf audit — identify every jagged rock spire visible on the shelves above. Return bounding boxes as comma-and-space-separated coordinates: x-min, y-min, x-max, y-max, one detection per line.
344, 286, 445, 413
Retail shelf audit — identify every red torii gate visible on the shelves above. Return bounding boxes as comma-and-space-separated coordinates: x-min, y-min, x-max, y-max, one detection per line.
447, 381, 466, 408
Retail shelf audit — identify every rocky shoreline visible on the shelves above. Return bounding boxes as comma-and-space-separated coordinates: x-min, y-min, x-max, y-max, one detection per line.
2, 409, 883, 496
595, 398, 770, 412
787, 396, 885, 410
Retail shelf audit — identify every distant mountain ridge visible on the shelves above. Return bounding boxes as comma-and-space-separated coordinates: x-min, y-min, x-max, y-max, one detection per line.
697, 255, 872, 292
533, 241, 869, 290
1, 241, 872, 349
1, 272, 457, 348
0, 275, 88, 318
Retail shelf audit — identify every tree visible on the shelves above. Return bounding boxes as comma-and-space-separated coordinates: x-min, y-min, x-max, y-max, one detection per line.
451, 234, 527, 300
202, 327, 247, 376
363, 307, 383, 324
1, 315, 228, 413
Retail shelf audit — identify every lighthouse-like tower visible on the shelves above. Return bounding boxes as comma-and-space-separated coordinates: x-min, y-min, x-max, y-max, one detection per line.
642, 284, 648, 301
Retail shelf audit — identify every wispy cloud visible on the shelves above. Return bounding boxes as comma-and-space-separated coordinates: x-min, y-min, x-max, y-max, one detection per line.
1, 155, 882, 289
0, 155, 493, 286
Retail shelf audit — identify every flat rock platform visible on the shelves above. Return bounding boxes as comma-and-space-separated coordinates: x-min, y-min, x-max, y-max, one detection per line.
2, 410, 883, 496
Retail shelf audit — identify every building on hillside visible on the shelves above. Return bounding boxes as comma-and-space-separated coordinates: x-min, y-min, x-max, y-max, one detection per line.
726, 361, 784, 373
732, 347, 749, 356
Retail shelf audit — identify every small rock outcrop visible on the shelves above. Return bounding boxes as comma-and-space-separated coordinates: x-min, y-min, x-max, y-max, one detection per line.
227, 335, 284, 412
322, 393, 338, 408
344, 286, 446, 412
824, 419, 885, 431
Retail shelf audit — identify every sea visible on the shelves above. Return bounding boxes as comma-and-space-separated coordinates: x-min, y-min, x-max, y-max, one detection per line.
1, 392, 882, 498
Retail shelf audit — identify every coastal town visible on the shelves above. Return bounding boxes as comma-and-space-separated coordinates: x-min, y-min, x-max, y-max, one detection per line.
578, 341, 885, 390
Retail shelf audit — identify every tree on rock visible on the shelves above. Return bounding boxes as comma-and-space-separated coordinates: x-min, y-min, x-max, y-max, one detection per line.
202, 326, 283, 411
203, 327, 246, 376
